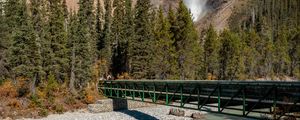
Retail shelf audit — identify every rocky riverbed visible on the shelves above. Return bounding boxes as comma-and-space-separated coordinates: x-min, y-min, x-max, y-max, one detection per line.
18, 105, 250, 120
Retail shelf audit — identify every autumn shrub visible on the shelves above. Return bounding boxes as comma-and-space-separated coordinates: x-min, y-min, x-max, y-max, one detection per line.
84, 88, 96, 104
0, 81, 18, 98
8, 99, 22, 109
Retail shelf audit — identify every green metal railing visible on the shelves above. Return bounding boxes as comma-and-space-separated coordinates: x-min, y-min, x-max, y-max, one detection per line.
100, 80, 300, 119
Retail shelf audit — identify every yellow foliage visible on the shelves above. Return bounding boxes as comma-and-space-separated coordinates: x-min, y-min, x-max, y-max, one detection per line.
0, 81, 18, 98
117, 72, 131, 79
207, 73, 217, 80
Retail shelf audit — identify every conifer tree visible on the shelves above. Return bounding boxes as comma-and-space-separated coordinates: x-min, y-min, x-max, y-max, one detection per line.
204, 25, 220, 79
111, 0, 126, 76
274, 29, 291, 76
6, 0, 40, 94
243, 29, 261, 79
30, 0, 48, 81
48, 0, 68, 82
0, 1, 9, 81
99, 0, 113, 75
68, 12, 78, 94
130, 0, 154, 79
172, 0, 202, 79
219, 30, 243, 80
73, 0, 95, 87
151, 7, 175, 79
124, 0, 134, 74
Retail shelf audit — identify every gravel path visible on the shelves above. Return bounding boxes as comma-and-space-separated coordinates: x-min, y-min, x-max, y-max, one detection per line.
19, 105, 251, 120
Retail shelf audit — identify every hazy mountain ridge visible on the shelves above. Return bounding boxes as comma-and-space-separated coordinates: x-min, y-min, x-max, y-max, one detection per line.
65, 0, 238, 31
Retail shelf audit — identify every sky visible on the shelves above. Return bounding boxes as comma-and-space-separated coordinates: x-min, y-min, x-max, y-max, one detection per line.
183, 0, 208, 21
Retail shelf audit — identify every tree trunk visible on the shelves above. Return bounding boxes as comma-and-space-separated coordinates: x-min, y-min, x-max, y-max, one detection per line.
69, 45, 77, 96
30, 73, 37, 95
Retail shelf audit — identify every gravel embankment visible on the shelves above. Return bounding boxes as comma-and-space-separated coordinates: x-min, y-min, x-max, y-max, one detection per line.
20, 105, 195, 120
19, 105, 250, 120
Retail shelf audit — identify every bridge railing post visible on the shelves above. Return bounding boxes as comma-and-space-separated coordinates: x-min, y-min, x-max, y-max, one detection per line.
218, 84, 221, 113
166, 83, 169, 105
242, 86, 246, 116
142, 82, 145, 102
180, 83, 183, 107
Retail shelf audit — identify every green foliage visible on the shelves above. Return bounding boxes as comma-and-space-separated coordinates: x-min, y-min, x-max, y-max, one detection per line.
54, 104, 65, 114
130, 0, 155, 79
39, 108, 49, 117
30, 95, 42, 108
170, 0, 203, 79
6, 0, 39, 79
151, 7, 177, 79
204, 25, 220, 79
219, 30, 243, 80
48, 0, 69, 81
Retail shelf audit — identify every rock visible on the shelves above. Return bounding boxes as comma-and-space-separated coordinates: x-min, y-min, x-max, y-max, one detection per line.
191, 112, 206, 119
169, 108, 185, 117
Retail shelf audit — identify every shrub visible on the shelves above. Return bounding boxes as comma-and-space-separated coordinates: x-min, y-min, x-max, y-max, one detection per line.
54, 104, 65, 114
29, 95, 42, 108
46, 73, 58, 97
39, 109, 48, 117
0, 81, 18, 98
65, 96, 76, 105
8, 99, 22, 109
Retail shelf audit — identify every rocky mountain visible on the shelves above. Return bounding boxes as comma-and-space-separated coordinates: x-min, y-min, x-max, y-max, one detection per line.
65, 0, 245, 31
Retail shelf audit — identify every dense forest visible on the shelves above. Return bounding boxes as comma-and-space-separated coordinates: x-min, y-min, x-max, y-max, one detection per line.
0, 0, 299, 96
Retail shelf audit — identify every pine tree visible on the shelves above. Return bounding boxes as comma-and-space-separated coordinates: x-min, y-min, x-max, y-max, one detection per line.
204, 25, 220, 79
0, 1, 9, 81
72, 0, 95, 88
111, 0, 126, 76
48, 0, 68, 82
123, 0, 134, 75
130, 0, 154, 79
172, 0, 201, 80
30, 0, 48, 82
151, 7, 175, 79
99, 0, 113, 76
68, 12, 78, 95
274, 29, 291, 76
289, 29, 300, 78
6, 0, 40, 94
219, 30, 243, 80
243, 29, 261, 79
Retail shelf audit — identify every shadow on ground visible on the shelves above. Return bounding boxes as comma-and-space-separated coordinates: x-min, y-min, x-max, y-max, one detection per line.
112, 99, 158, 120
118, 110, 159, 120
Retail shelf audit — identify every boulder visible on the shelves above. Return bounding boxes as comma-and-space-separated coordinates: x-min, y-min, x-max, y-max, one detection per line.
191, 112, 206, 119
169, 108, 185, 117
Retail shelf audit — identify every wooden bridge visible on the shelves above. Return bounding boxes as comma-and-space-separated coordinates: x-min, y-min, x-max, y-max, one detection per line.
100, 80, 300, 119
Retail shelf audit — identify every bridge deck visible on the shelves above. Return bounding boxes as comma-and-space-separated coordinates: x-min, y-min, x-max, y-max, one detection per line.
100, 80, 300, 119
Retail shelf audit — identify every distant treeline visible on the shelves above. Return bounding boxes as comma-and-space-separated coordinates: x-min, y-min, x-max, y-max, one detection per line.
0, 0, 299, 94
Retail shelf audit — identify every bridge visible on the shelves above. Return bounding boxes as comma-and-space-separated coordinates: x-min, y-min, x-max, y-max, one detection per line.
100, 80, 300, 119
